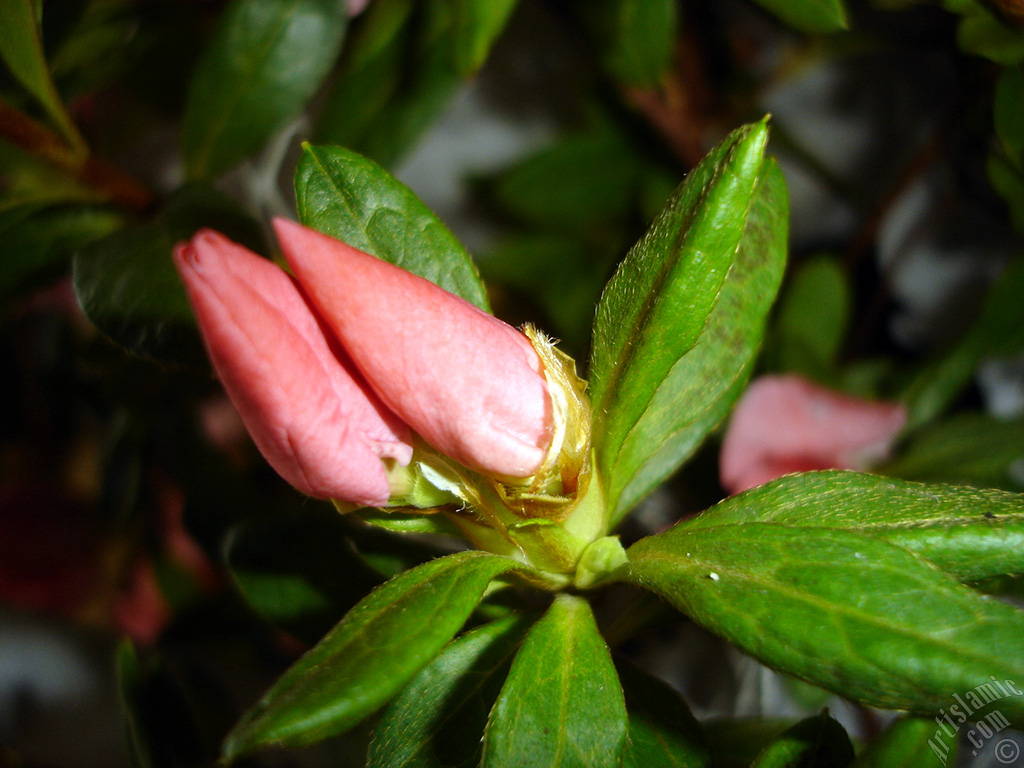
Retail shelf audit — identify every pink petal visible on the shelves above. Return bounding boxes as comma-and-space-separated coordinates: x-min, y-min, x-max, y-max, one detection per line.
720, 374, 907, 494
273, 218, 552, 478
112, 559, 171, 645
174, 230, 413, 505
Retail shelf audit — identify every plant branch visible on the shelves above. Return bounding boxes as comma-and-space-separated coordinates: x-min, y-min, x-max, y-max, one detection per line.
0, 97, 155, 214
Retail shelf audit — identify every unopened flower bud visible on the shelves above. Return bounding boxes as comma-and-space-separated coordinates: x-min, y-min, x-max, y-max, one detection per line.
273, 218, 553, 481
174, 230, 413, 506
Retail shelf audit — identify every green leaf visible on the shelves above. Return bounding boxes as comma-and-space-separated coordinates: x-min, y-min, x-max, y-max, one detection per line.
294, 143, 490, 310
680, 471, 1024, 582
750, 0, 848, 33
311, 0, 417, 157
769, 255, 850, 379
452, 0, 518, 76
222, 551, 524, 759
901, 255, 1024, 430
482, 594, 627, 768
989, 148, 1024, 234
705, 719, 794, 768
605, 157, 788, 523
313, 0, 461, 168
973, 255, 1024, 358
581, 0, 679, 88
354, 507, 468, 537
880, 412, 1024, 491
957, 6, 1024, 64
995, 64, 1024, 169
900, 333, 982, 433
481, 234, 612, 351
851, 717, 953, 768
0, 203, 122, 303
118, 640, 155, 768
589, 120, 769, 514
368, 614, 531, 768
225, 509, 396, 644
181, 0, 347, 179
618, 663, 711, 768
72, 185, 264, 365
116, 640, 210, 768
49, 1, 139, 84
486, 132, 642, 233
0, 0, 83, 147
626, 520, 1024, 721
751, 710, 854, 768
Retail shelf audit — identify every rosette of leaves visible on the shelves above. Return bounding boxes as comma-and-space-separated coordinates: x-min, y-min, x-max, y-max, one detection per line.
108, 121, 1018, 768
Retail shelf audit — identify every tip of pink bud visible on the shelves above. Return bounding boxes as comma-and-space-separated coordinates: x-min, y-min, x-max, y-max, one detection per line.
174, 227, 413, 506
719, 374, 907, 495
272, 218, 552, 479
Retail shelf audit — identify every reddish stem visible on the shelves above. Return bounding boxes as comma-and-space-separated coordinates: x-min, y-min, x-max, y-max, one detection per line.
0, 98, 155, 214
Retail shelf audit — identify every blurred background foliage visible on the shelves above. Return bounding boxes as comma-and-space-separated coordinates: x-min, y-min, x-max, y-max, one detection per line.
2, 0, 1024, 765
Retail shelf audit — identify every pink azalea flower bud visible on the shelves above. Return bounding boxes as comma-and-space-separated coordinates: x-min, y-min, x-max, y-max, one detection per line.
720, 374, 907, 494
272, 218, 552, 479
174, 230, 413, 506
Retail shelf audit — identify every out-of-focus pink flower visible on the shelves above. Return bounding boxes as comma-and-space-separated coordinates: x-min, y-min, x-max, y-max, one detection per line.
720, 375, 907, 494
198, 395, 248, 459
273, 218, 551, 479
347, 0, 371, 16
174, 222, 551, 505
112, 559, 171, 646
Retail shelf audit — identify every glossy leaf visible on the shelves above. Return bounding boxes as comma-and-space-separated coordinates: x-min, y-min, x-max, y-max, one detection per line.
989, 148, 1024, 234
0, 0, 83, 147
900, 333, 982, 433
751, 711, 853, 768
225, 509, 394, 644
482, 594, 627, 768
956, 5, 1024, 65
751, 0, 848, 33
481, 233, 611, 351
995, 64, 1024, 168
769, 255, 850, 379
851, 717, 952, 768
354, 507, 468, 538
368, 614, 531, 768
72, 186, 264, 366
311, 0, 416, 155
679, 470, 1024, 582
452, 0, 519, 75
704, 719, 794, 768
880, 411, 1024, 491
0, 203, 122, 302
618, 663, 711, 768
222, 551, 523, 759
606, 157, 787, 522
626, 521, 1024, 721
901, 255, 1024, 430
181, 0, 347, 179
314, 0, 460, 168
583, 0, 678, 88
589, 120, 769, 516
294, 143, 490, 310
116, 641, 210, 768
972, 256, 1024, 358
487, 132, 642, 233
